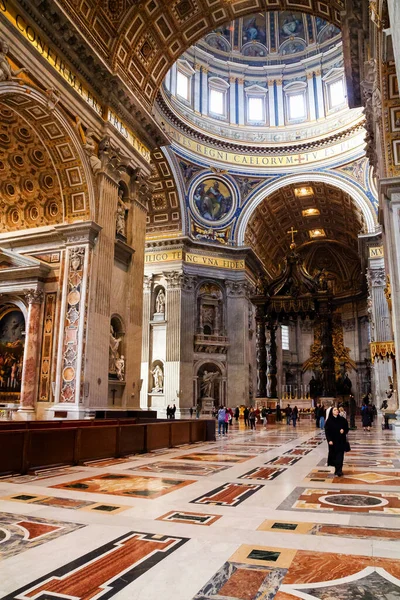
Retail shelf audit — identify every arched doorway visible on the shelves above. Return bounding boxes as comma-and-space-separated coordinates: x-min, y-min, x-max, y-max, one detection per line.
0, 305, 25, 404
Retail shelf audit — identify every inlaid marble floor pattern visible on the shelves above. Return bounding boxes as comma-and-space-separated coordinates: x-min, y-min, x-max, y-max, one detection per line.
1, 418, 399, 600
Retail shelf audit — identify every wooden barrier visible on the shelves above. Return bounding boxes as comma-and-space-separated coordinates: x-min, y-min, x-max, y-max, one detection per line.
0, 419, 215, 475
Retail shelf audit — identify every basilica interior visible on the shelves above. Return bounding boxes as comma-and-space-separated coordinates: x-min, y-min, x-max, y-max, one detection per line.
1, 1, 400, 599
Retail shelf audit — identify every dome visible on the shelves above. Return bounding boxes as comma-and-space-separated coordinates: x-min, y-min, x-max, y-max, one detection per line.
155, 11, 364, 151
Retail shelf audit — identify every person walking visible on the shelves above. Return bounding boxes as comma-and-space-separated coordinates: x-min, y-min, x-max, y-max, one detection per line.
224, 408, 231, 434
292, 405, 299, 427
276, 403, 282, 422
234, 406, 239, 422
286, 404, 292, 425
318, 404, 326, 429
189, 407, 193, 418
172, 404, 177, 419
217, 406, 226, 436
338, 406, 346, 420
361, 400, 372, 432
325, 406, 349, 477
249, 408, 256, 430
243, 406, 249, 427
166, 405, 171, 419
314, 403, 320, 428
261, 406, 267, 427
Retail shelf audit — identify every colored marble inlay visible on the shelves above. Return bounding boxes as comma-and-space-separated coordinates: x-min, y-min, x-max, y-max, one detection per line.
239, 466, 286, 481
191, 482, 262, 506
265, 455, 302, 467
83, 457, 137, 468
305, 468, 400, 485
0, 467, 85, 484
278, 487, 400, 515
52, 473, 194, 499
284, 448, 312, 456
157, 511, 221, 526
194, 548, 400, 599
2, 532, 188, 600
317, 457, 400, 469
173, 453, 254, 463
258, 520, 400, 540
0, 512, 84, 559
134, 461, 229, 476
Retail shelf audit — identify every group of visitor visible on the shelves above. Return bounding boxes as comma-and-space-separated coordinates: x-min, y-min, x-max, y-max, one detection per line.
166, 404, 176, 419
216, 406, 234, 435
284, 404, 299, 427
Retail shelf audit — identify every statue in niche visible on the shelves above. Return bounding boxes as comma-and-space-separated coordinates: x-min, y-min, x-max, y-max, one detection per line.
115, 355, 125, 381
200, 370, 218, 398
151, 364, 164, 392
0, 40, 29, 82
155, 289, 165, 314
116, 187, 128, 238
74, 118, 102, 174
109, 325, 122, 373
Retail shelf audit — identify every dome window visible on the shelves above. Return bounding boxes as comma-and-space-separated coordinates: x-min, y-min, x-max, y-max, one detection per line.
208, 77, 230, 119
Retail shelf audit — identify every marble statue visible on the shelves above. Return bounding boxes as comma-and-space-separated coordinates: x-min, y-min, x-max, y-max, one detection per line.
116, 189, 128, 238
109, 326, 122, 373
151, 364, 164, 392
200, 370, 218, 398
155, 289, 165, 314
0, 40, 28, 81
115, 355, 125, 381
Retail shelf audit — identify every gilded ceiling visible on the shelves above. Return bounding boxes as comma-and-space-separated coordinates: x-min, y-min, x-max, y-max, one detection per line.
54, 0, 344, 105
245, 181, 364, 291
0, 104, 63, 232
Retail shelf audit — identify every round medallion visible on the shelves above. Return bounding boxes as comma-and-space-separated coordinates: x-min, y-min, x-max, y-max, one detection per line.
63, 367, 76, 382
68, 290, 81, 306
318, 494, 388, 508
190, 176, 236, 226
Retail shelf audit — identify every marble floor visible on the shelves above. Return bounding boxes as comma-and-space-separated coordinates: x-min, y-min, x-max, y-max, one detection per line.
1, 418, 400, 600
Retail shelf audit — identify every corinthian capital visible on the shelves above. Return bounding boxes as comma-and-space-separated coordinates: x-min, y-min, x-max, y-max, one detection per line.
24, 289, 44, 305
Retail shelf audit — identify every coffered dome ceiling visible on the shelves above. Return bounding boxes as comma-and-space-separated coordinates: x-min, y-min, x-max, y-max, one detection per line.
245, 182, 365, 297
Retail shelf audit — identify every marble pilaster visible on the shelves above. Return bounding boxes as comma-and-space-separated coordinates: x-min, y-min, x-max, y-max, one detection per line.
380, 178, 400, 415
140, 276, 152, 408
229, 77, 236, 125
237, 79, 245, 125
275, 79, 285, 126
194, 65, 201, 113
306, 72, 317, 121
200, 67, 208, 116
267, 79, 275, 126
164, 271, 183, 411
18, 290, 44, 420
315, 70, 325, 120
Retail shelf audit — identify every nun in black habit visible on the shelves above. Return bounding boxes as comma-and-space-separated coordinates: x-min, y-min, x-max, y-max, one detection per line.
324, 406, 349, 477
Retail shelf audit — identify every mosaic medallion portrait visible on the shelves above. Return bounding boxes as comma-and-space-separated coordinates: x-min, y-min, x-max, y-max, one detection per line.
190, 177, 236, 225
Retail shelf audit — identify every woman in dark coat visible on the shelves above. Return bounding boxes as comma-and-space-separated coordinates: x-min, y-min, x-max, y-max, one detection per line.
361, 401, 372, 431
324, 406, 349, 477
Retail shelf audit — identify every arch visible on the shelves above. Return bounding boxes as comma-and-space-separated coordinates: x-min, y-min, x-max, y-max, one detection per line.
0, 303, 26, 398
236, 171, 378, 245
0, 83, 95, 224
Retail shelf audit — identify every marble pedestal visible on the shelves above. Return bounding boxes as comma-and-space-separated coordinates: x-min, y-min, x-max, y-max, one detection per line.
201, 398, 215, 415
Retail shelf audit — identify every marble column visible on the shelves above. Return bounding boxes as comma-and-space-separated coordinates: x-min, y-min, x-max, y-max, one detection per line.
266, 323, 278, 398
18, 290, 44, 420
255, 308, 267, 397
